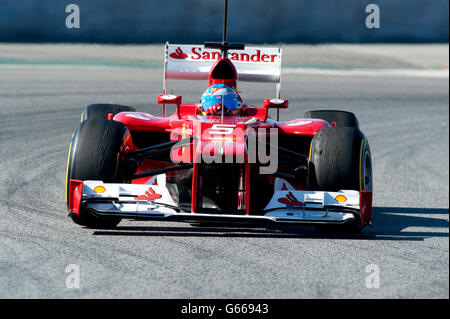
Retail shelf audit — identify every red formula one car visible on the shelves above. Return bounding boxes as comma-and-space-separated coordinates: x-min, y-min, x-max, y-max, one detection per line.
65, 8, 372, 233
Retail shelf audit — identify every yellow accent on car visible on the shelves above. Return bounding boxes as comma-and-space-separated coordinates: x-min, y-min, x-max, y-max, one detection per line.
335, 195, 347, 203
94, 186, 106, 193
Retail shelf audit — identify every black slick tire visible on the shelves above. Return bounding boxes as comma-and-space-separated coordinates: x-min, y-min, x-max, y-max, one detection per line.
66, 119, 132, 228
308, 127, 372, 233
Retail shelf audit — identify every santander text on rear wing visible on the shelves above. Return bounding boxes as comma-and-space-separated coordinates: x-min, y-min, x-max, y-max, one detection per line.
164, 43, 282, 84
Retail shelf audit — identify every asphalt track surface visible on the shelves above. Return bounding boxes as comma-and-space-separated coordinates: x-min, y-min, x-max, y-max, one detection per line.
0, 44, 448, 298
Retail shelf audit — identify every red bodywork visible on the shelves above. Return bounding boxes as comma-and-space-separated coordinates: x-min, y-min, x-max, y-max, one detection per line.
67, 56, 372, 228
110, 57, 330, 215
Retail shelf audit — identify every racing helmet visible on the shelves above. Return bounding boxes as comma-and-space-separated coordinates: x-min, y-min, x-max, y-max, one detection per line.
200, 84, 241, 113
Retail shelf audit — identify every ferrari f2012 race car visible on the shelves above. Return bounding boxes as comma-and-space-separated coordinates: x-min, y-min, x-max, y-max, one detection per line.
65, 4, 372, 233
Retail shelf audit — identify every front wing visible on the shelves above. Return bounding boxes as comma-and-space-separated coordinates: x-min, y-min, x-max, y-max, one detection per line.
68, 179, 372, 227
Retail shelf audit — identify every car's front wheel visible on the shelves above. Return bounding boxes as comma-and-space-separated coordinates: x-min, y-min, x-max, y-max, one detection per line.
307, 126, 372, 232
66, 119, 134, 228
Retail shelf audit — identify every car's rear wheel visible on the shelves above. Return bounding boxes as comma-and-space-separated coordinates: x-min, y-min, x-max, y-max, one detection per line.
304, 110, 359, 128
307, 127, 372, 232
81, 103, 136, 121
66, 119, 133, 228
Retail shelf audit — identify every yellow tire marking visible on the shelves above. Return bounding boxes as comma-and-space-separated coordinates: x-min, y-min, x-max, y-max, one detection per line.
65, 138, 73, 205
359, 138, 365, 191
308, 139, 314, 162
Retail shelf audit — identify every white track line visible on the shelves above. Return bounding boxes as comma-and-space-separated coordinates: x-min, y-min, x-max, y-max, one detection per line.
283, 67, 449, 78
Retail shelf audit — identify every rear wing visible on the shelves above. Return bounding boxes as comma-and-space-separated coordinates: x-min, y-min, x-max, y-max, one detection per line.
163, 42, 282, 97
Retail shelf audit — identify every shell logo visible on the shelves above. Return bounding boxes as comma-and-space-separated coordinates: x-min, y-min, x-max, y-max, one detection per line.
94, 186, 106, 194
335, 195, 347, 203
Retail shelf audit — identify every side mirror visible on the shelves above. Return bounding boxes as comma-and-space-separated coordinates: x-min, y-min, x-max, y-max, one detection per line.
264, 98, 288, 109
157, 94, 182, 105
157, 94, 182, 117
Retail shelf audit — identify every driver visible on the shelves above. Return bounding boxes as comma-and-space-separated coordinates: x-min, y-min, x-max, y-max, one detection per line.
198, 84, 243, 116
